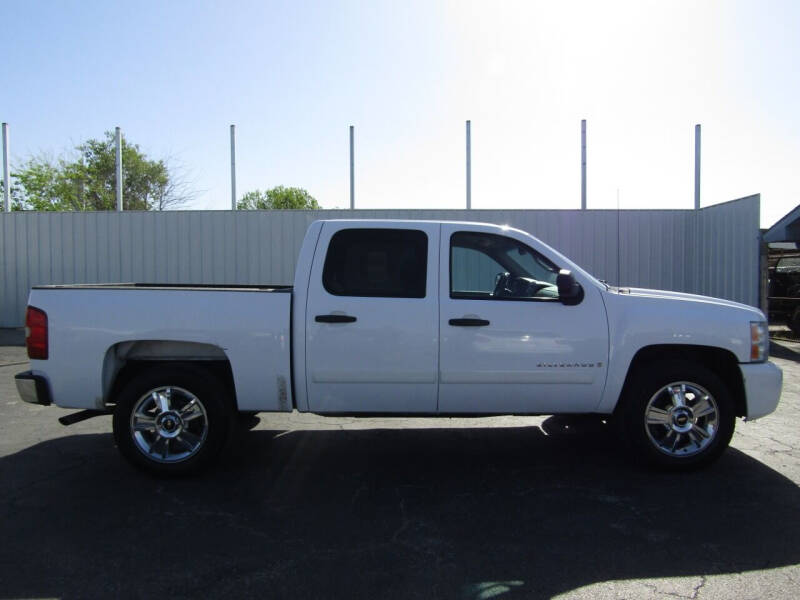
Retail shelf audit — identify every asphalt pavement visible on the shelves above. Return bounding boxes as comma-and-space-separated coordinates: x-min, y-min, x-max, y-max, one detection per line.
1, 335, 799, 599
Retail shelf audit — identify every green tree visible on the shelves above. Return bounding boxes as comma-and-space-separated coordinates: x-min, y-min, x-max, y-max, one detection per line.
11, 131, 192, 211
237, 185, 320, 210
0, 177, 24, 210
11, 155, 77, 210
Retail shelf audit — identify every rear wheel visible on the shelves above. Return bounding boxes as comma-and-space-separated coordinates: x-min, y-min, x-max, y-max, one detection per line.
620, 360, 735, 469
112, 365, 232, 475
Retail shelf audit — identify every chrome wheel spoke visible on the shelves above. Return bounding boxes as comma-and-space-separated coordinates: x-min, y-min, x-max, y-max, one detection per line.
669, 384, 687, 408
154, 391, 170, 413
645, 381, 718, 458
692, 396, 715, 419
646, 406, 671, 426
178, 430, 201, 451
663, 429, 676, 446
131, 386, 208, 464
150, 434, 164, 455
687, 428, 700, 448
180, 400, 203, 421
133, 415, 156, 432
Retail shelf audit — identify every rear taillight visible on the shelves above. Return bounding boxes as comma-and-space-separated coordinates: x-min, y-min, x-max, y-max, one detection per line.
26, 306, 48, 360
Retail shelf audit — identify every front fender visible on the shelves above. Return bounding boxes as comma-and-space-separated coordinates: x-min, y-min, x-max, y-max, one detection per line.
598, 290, 756, 413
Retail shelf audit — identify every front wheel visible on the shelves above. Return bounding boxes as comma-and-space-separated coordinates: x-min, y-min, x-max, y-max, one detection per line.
620, 360, 735, 470
112, 365, 232, 475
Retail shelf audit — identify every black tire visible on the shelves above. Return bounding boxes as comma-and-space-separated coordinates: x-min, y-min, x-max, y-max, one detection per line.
619, 360, 735, 470
112, 365, 232, 475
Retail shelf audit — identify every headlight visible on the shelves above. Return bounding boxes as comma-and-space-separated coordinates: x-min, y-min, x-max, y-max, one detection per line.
750, 321, 768, 362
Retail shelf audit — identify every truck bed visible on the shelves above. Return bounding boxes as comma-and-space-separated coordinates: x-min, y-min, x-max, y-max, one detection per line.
26, 284, 293, 413
33, 283, 293, 292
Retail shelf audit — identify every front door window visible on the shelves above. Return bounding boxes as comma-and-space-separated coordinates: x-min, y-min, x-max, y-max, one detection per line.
450, 231, 560, 301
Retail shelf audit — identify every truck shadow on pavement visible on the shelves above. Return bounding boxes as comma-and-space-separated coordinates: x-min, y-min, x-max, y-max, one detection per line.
1, 420, 799, 599
770, 339, 800, 362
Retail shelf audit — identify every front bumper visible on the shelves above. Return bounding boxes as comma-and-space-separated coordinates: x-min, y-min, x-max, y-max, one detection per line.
740, 361, 783, 421
15, 371, 52, 406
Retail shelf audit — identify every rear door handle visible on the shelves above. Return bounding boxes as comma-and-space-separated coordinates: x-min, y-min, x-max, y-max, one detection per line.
449, 318, 490, 327
315, 314, 357, 323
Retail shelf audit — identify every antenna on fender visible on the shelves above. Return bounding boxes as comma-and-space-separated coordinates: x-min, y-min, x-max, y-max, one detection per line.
616, 188, 621, 287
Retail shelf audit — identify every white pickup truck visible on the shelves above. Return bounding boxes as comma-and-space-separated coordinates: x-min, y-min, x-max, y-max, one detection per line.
15, 219, 782, 474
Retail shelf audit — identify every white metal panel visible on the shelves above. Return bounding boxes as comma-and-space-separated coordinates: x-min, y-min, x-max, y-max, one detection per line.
597, 284, 766, 414
29, 286, 292, 412
740, 361, 782, 420
304, 221, 441, 413
0, 196, 761, 327
438, 222, 610, 414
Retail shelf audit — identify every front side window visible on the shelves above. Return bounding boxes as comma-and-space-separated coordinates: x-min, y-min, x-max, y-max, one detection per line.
323, 228, 428, 298
450, 231, 560, 300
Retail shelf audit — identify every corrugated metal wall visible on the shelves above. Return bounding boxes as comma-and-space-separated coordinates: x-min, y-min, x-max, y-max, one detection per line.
0, 195, 761, 327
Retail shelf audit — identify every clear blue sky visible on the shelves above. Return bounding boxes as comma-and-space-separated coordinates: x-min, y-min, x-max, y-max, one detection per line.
2, 0, 799, 226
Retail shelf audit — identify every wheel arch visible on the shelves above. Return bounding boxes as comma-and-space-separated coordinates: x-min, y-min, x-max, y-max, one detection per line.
617, 344, 746, 417
102, 340, 237, 411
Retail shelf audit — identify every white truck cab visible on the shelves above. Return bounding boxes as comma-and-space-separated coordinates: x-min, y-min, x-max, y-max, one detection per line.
16, 219, 782, 474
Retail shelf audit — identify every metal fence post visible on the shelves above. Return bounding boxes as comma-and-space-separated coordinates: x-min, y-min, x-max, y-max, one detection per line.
230, 124, 237, 210
694, 124, 701, 210
349, 125, 355, 209
466, 120, 471, 209
115, 127, 123, 211
581, 119, 587, 210
3, 123, 11, 212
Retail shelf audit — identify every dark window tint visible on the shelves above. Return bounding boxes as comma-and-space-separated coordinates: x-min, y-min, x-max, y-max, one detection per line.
323, 229, 428, 298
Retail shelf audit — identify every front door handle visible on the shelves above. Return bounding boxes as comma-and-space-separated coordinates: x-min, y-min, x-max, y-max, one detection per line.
315, 314, 357, 323
449, 318, 490, 327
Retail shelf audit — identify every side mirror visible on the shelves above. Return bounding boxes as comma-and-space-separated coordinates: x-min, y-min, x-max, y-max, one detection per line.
556, 269, 584, 306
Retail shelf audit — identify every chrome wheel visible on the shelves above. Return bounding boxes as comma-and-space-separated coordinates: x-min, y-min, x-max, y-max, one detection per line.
130, 386, 208, 463
644, 381, 719, 458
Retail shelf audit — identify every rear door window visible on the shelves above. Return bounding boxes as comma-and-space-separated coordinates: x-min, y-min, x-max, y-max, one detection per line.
322, 228, 428, 298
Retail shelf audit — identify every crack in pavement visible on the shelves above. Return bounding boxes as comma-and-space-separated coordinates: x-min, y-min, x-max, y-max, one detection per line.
0, 361, 29, 368
641, 575, 707, 600
690, 575, 707, 599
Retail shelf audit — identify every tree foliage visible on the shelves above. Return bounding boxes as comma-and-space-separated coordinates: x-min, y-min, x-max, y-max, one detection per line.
0, 178, 22, 208
237, 186, 320, 210
10, 131, 192, 211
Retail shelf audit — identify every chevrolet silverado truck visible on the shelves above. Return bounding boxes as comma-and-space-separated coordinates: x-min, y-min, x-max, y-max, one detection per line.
15, 219, 783, 474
